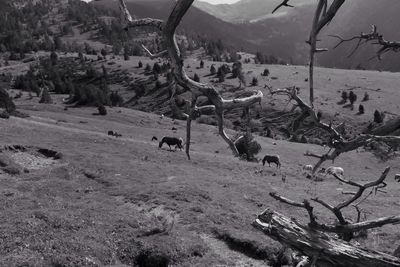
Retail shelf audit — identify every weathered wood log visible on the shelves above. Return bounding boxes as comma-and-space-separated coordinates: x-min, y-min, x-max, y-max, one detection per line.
252, 209, 400, 267
369, 117, 400, 136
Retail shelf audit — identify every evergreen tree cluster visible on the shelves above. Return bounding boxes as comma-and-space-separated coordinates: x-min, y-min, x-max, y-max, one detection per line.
13, 53, 123, 107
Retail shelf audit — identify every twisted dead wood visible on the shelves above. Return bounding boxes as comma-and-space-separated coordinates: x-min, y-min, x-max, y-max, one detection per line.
331, 25, 400, 60
253, 209, 400, 267
273, 0, 345, 108
118, 0, 263, 159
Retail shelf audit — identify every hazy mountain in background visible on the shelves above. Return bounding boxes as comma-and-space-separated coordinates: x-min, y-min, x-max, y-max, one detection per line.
195, 0, 400, 71
93, 0, 270, 53
194, 0, 313, 23
92, 0, 400, 71
317, 0, 400, 71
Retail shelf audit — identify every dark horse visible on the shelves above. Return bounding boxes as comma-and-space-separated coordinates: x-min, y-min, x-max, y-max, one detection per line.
159, 137, 184, 151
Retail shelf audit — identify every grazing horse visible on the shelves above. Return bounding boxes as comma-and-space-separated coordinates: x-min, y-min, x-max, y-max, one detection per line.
159, 137, 183, 151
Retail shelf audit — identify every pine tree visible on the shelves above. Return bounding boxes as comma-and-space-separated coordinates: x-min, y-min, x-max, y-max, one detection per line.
193, 73, 200, 82
374, 110, 383, 123
341, 91, 348, 103
349, 91, 357, 105
210, 64, 216, 75
50, 51, 58, 66
153, 62, 161, 74
362, 92, 369, 102
358, 104, 365, 115
262, 68, 270, 77
251, 77, 258, 86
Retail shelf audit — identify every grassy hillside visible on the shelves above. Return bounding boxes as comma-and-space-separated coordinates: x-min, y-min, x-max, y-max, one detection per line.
1, 56, 400, 265
0, 93, 399, 266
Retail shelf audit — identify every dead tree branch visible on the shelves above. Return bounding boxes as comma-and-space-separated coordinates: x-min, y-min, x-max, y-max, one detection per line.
331, 25, 400, 59
272, 0, 294, 14
307, 0, 345, 108
141, 44, 168, 59
118, 0, 263, 159
253, 209, 400, 267
273, 0, 345, 107
269, 167, 395, 241
271, 87, 343, 141
271, 87, 400, 173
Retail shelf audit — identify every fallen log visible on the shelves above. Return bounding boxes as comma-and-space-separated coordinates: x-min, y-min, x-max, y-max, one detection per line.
252, 209, 400, 267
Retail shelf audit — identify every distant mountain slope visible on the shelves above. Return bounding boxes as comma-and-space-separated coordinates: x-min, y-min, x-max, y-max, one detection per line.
318, 0, 400, 71
91, 0, 400, 71
196, 0, 400, 71
195, 0, 313, 23
92, 0, 264, 53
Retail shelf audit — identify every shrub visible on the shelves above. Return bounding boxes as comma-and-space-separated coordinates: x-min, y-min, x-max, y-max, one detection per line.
317, 111, 322, 121
145, 64, 152, 72
0, 110, 10, 119
98, 105, 107, 115
153, 62, 161, 74
110, 91, 124, 107
231, 62, 242, 78
251, 77, 258, 86
362, 92, 369, 102
218, 73, 225, 83
349, 91, 357, 105
210, 64, 216, 75
138, 61, 143, 68
193, 73, 200, 82
39, 87, 53, 104
133, 84, 146, 98
358, 104, 365, 115
234, 134, 261, 161
262, 68, 270, 77
341, 91, 348, 102
196, 115, 217, 126
374, 110, 383, 123
50, 51, 58, 65
155, 79, 162, 89
101, 48, 107, 58
166, 72, 174, 84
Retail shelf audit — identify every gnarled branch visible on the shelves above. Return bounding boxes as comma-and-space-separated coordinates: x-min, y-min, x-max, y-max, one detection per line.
253, 210, 400, 267
331, 25, 400, 60
118, 0, 263, 159
269, 167, 394, 241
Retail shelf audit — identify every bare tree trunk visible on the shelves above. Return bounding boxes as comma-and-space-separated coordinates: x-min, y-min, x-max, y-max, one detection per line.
253, 210, 400, 267
216, 108, 239, 156
185, 96, 197, 160
308, 0, 325, 109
